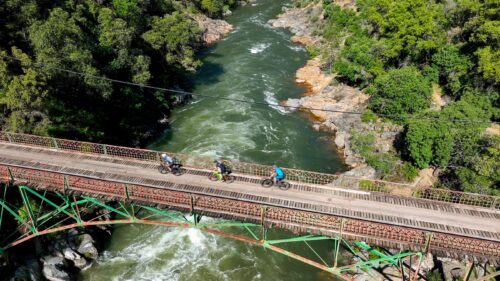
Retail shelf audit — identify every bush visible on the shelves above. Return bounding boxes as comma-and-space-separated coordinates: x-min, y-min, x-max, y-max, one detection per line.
361, 109, 377, 123
350, 130, 397, 177
404, 119, 453, 169
368, 66, 431, 120
306, 45, 321, 57
431, 45, 472, 97
402, 162, 419, 181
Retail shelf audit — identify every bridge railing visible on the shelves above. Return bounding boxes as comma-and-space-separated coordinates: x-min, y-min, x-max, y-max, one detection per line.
0, 131, 338, 185
1, 131, 499, 209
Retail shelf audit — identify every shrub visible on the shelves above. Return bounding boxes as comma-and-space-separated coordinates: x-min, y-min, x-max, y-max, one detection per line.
361, 109, 377, 123
368, 66, 431, 120
402, 162, 419, 181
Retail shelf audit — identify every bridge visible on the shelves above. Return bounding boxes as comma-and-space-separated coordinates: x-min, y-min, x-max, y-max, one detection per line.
0, 132, 499, 280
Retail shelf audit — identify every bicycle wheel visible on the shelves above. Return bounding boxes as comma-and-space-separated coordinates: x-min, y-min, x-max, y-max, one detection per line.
173, 168, 186, 176
158, 165, 168, 174
225, 175, 235, 183
261, 178, 273, 188
208, 174, 219, 181
278, 181, 291, 191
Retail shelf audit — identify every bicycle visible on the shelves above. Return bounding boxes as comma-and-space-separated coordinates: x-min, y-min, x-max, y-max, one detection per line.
261, 177, 291, 190
208, 171, 235, 183
158, 159, 185, 176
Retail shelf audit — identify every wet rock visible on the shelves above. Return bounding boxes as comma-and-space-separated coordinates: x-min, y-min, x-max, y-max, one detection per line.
41, 256, 70, 281
77, 234, 98, 260
285, 98, 301, 110
61, 248, 89, 270
12, 259, 42, 281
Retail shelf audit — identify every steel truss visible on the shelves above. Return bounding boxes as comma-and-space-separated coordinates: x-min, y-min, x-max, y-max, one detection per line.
0, 184, 432, 281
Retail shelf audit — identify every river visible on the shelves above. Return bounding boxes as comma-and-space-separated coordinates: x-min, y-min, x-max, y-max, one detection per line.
79, 1, 345, 280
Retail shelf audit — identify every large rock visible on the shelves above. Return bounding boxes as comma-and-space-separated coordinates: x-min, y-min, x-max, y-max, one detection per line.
77, 234, 98, 260
193, 15, 233, 45
335, 131, 348, 148
12, 259, 42, 281
62, 247, 89, 270
41, 256, 70, 281
342, 166, 376, 179
269, 3, 323, 47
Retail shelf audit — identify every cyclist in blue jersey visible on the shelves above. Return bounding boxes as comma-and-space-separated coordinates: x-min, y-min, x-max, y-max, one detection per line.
271, 165, 285, 184
161, 153, 173, 172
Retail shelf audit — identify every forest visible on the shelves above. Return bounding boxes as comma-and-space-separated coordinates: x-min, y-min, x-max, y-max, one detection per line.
317, 0, 499, 194
0, 0, 233, 146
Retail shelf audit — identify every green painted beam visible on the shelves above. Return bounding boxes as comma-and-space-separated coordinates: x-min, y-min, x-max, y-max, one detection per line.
265, 235, 335, 245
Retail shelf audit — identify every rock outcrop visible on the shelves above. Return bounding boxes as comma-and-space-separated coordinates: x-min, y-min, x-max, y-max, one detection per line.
268, 3, 323, 46
193, 15, 234, 45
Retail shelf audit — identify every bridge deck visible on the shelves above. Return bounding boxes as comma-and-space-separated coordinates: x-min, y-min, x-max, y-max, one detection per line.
0, 142, 499, 244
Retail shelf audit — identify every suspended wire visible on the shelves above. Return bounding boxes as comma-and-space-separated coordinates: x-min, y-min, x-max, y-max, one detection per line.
1, 54, 498, 125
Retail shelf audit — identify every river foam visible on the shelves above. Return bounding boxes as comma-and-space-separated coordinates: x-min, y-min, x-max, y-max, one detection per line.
249, 43, 271, 54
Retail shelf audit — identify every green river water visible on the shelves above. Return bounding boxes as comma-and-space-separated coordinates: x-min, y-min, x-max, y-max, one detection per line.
79, 1, 345, 280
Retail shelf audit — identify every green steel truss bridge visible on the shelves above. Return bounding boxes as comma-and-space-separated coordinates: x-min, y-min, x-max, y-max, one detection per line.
0, 132, 499, 280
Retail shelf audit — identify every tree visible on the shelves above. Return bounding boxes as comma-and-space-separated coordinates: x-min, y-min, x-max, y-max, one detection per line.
431, 45, 472, 97
451, 0, 500, 85
142, 12, 201, 71
333, 35, 385, 86
201, 0, 224, 17
0, 48, 49, 135
368, 66, 431, 118
357, 0, 447, 61
404, 119, 453, 169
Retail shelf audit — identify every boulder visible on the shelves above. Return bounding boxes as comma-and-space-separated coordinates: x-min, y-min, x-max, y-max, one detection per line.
12, 259, 42, 281
41, 256, 70, 281
342, 166, 376, 179
77, 234, 98, 260
335, 131, 348, 148
193, 15, 233, 45
285, 98, 301, 110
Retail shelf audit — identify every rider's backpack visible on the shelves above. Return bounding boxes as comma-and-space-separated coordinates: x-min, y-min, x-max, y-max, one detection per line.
225, 165, 232, 174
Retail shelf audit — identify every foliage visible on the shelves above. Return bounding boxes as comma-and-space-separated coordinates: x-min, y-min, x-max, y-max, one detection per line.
404, 118, 453, 169
431, 45, 472, 97
360, 109, 377, 123
350, 130, 397, 177
357, 0, 447, 61
401, 162, 419, 181
368, 67, 431, 119
0, 0, 211, 145
452, 0, 500, 84
321, 0, 499, 194
142, 12, 201, 71
333, 35, 384, 86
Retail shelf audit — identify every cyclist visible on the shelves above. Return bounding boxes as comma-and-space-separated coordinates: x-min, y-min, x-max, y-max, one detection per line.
161, 153, 173, 172
271, 164, 285, 184
214, 160, 228, 181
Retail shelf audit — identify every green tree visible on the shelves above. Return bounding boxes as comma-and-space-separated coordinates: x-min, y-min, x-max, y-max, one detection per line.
357, 0, 447, 61
404, 119, 453, 169
431, 45, 472, 97
368, 67, 431, 118
201, 0, 224, 17
333, 35, 385, 86
142, 12, 201, 71
0, 48, 49, 134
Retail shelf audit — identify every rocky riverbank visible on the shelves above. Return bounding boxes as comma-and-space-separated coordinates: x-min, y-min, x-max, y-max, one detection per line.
269, 3, 401, 178
6, 226, 111, 281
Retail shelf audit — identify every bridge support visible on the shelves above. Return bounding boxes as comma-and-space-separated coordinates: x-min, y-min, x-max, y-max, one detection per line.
0, 185, 425, 280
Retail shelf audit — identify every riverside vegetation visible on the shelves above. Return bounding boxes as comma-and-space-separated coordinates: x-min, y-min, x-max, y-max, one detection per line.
284, 0, 499, 196
0, 0, 238, 146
